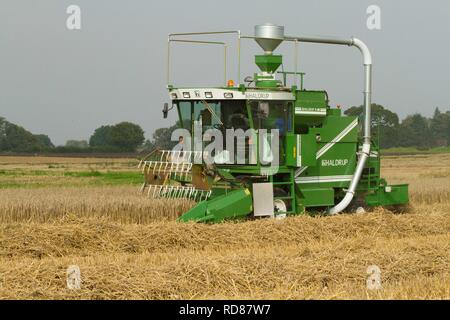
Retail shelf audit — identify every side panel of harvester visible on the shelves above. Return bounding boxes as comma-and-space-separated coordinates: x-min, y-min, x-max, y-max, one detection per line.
287, 90, 360, 211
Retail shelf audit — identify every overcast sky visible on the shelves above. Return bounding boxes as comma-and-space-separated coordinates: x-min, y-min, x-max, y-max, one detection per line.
1, 0, 449, 145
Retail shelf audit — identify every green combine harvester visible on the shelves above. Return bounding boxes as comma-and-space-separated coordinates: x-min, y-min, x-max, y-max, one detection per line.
139, 24, 409, 223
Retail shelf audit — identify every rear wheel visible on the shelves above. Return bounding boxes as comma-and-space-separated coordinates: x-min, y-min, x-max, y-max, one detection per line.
273, 187, 291, 219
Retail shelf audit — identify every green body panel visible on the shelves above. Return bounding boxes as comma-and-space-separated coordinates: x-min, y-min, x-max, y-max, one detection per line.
299, 134, 317, 167
300, 143, 357, 185
295, 91, 327, 108
365, 184, 409, 206
294, 91, 328, 128
285, 133, 317, 167
254, 55, 282, 88
255, 55, 282, 73
298, 188, 335, 207
309, 115, 358, 143
177, 189, 253, 223
285, 134, 299, 167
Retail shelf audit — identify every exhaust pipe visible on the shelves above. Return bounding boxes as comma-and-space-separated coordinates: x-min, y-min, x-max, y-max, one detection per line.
284, 35, 372, 214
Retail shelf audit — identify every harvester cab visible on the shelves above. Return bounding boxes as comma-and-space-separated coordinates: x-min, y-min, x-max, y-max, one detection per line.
138, 24, 409, 223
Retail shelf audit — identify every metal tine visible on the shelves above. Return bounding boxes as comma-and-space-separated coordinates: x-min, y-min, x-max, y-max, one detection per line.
174, 157, 181, 173
156, 185, 163, 198
183, 167, 188, 180
161, 185, 168, 198
152, 185, 159, 198
169, 186, 175, 199
169, 186, 176, 198
141, 161, 148, 173
140, 182, 146, 194
183, 164, 189, 180
157, 161, 162, 175
179, 187, 185, 198
173, 186, 179, 199
155, 185, 161, 198
151, 185, 158, 198
154, 185, 160, 198
179, 187, 186, 198
163, 185, 170, 198
173, 186, 179, 198
194, 189, 200, 201
180, 163, 185, 176
186, 151, 192, 163
147, 185, 155, 198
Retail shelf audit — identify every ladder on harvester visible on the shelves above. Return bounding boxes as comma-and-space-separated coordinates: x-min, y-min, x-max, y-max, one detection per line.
138, 150, 212, 201
270, 170, 297, 216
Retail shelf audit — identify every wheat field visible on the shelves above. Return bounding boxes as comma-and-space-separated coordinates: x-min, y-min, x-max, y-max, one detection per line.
0, 154, 449, 299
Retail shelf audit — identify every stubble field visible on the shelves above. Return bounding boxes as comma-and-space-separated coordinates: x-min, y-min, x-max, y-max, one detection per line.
0, 154, 448, 299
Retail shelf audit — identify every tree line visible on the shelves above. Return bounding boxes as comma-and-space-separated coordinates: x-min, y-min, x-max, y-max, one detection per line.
1, 104, 449, 154
0, 118, 145, 153
344, 105, 450, 149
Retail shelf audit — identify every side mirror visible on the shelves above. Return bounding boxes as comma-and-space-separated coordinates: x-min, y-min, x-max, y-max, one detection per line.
162, 103, 169, 119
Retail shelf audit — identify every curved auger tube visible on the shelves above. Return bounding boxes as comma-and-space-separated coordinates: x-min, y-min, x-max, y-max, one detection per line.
328, 38, 372, 215
285, 35, 372, 214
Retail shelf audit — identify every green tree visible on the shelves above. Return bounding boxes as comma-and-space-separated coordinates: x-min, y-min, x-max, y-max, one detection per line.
34, 134, 54, 149
109, 122, 145, 152
344, 104, 400, 148
89, 125, 113, 147
430, 108, 449, 146
398, 114, 432, 148
0, 117, 47, 152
